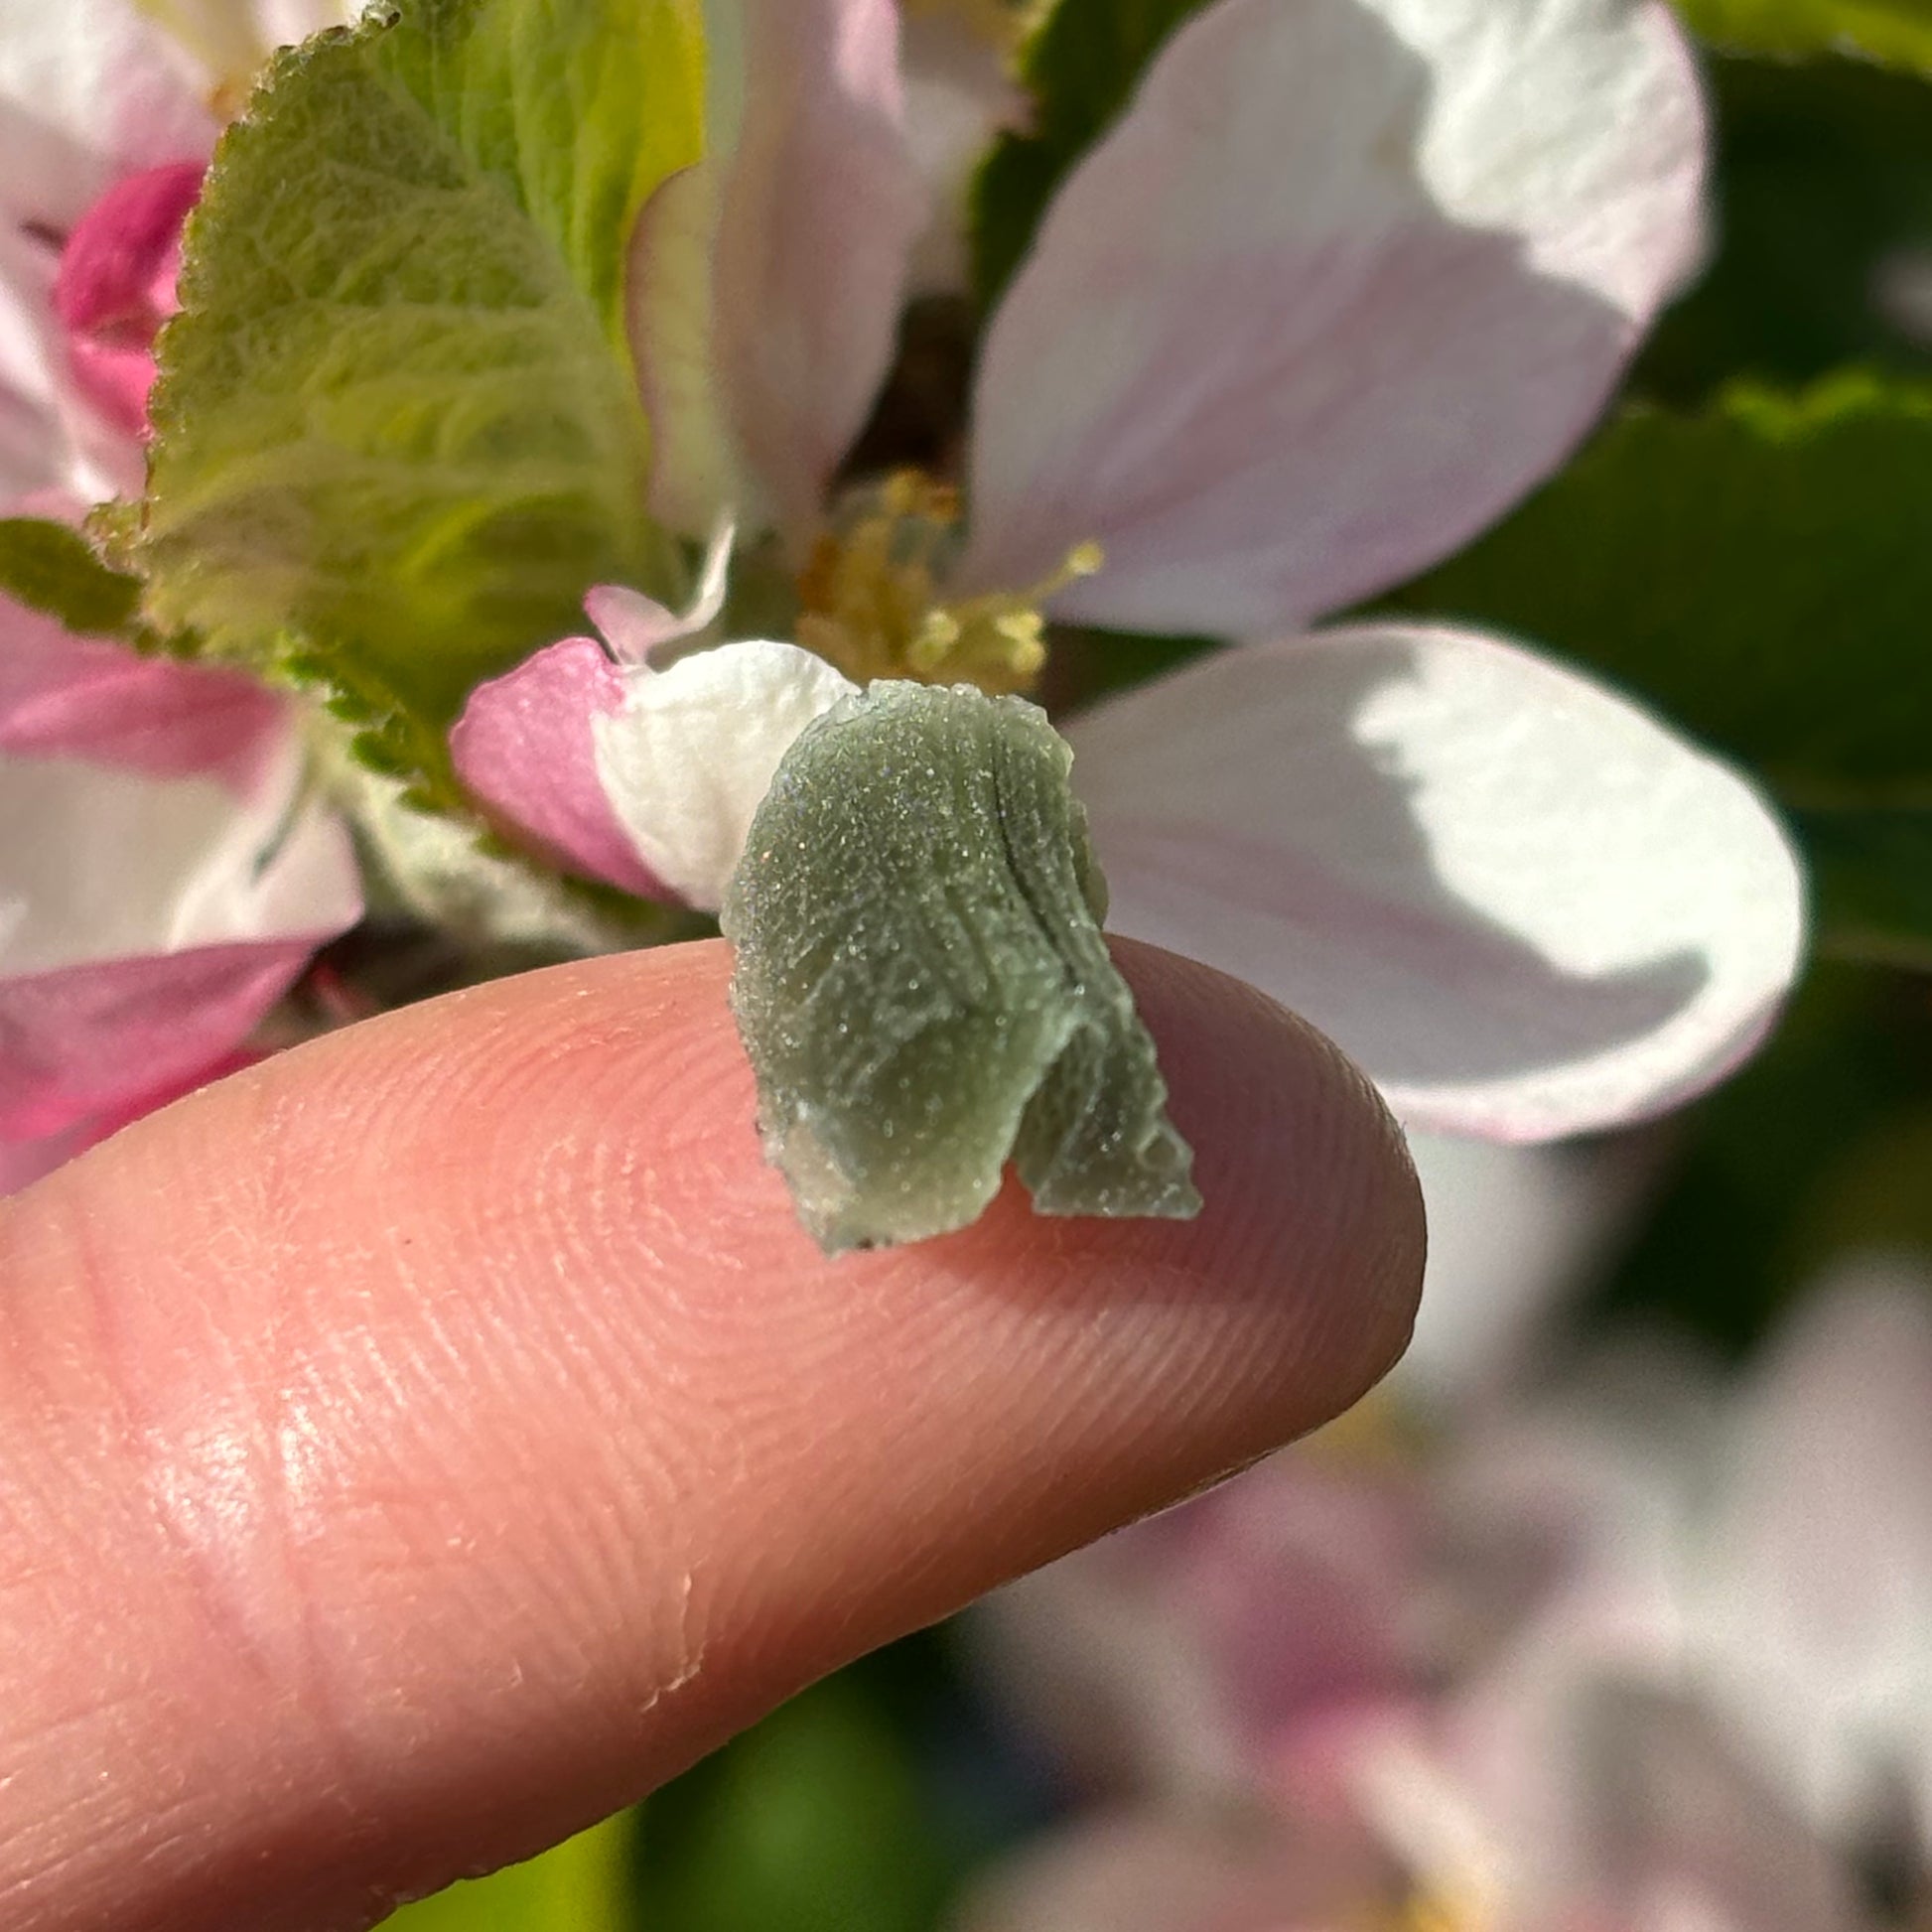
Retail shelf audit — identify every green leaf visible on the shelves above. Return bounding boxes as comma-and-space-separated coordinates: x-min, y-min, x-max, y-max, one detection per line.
970, 0, 1213, 312
637, 1674, 954, 1932
1380, 372, 1932, 797
141, 0, 704, 726
1636, 55, 1932, 403
721, 681, 1199, 1254
1789, 805, 1932, 967
1673, 0, 1932, 69
1380, 373, 1932, 962
383, 1808, 637, 1931
1592, 958, 1932, 1352
0, 517, 146, 638
1790, 1102, 1932, 1272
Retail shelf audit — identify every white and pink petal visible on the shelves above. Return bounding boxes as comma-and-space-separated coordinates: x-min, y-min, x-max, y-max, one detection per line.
450, 634, 671, 898
1063, 624, 1804, 1142
591, 638, 856, 911
1696, 1261, 1932, 1847
957, 0, 1706, 636
2, 579, 286, 788
630, 0, 927, 539
1, 732, 360, 1139
951, 1811, 1384, 1932
0, 0, 215, 234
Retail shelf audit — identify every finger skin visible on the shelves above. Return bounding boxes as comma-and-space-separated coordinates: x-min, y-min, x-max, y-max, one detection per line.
0, 937, 1422, 1932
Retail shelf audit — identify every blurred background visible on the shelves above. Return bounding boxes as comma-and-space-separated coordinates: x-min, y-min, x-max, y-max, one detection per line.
387, 1, 1932, 1925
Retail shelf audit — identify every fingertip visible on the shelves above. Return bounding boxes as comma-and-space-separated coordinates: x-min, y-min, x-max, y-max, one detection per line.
0, 936, 1422, 1932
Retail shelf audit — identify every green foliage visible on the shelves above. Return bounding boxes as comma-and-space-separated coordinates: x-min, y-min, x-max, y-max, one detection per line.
1379, 373, 1932, 962
384, 1808, 637, 1931
1594, 960, 1932, 1349
1789, 806, 1932, 968
722, 683, 1199, 1253
0, 517, 147, 638
636, 1674, 956, 1932
140, 0, 703, 728
969, 0, 1212, 311
1789, 1101, 1932, 1269
1674, 0, 1932, 69
1638, 54, 1932, 401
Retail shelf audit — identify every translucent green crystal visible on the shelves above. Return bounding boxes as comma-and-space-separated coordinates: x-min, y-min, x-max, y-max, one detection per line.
721, 681, 1201, 1254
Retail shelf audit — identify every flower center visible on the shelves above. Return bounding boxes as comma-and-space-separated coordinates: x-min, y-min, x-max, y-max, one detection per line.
795, 470, 1100, 697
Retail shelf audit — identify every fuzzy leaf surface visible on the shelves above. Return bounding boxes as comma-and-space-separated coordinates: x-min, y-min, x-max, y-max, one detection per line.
140, 0, 704, 724
0, 518, 145, 639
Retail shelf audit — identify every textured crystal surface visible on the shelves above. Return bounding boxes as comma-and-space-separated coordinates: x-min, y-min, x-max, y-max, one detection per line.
721, 680, 1200, 1253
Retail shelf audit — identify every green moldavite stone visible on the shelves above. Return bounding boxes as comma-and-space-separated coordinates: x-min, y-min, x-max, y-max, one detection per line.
721, 681, 1201, 1254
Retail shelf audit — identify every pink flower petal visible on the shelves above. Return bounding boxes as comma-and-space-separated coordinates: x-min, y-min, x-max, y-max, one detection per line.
1, 736, 360, 1137
979, 1449, 1424, 1810
0, 946, 308, 1139
581, 515, 734, 663
0, 1108, 96, 1194
957, 0, 1706, 635
0, 0, 215, 233
450, 635, 673, 899
54, 159, 204, 439
0, 227, 130, 504
2, 582, 287, 790
1064, 624, 1803, 1141
631, 0, 927, 537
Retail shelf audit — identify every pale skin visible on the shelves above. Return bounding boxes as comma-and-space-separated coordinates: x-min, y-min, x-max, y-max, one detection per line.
0, 937, 1424, 1932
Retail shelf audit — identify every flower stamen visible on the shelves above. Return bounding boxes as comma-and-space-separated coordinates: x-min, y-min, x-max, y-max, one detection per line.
796, 469, 1099, 696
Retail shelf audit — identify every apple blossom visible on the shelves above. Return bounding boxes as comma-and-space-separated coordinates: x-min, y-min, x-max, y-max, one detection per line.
1, 0, 362, 1173
457, 0, 1806, 1154
0, 604, 362, 1150
949, 1690, 1874, 1932
966, 1261, 1932, 1929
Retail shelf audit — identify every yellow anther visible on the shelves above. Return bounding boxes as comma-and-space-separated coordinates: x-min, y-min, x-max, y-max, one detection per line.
1344, 1886, 1481, 1932
796, 469, 1100, 697
1397, 1896, 1471, 1932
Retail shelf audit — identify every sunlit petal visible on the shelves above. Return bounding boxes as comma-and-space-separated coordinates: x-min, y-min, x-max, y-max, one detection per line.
1065, 624, 1803, 1140
959, 0, 1705, 634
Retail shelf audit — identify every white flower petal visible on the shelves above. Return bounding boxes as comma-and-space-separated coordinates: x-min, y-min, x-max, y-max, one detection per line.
1400, 1130, 1658, 1407
0, 732, 355, 976
1065, 624, 1804, 1140
1, 729, 360, 1134
897, 7, 1026, 297
0, 0, 215, 233
583, 515, 735, 664
1698, 1260, 1932, 1847
1, 236, 142, 507
591, 638, 856, 911
631, 0, 926, 538
958, 0, 1706, 635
